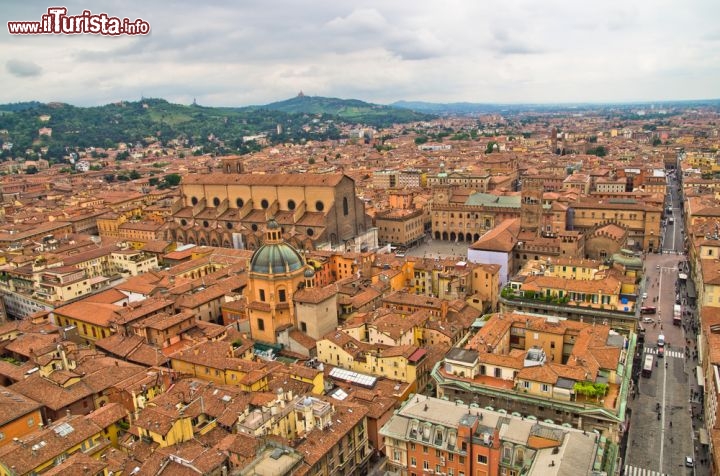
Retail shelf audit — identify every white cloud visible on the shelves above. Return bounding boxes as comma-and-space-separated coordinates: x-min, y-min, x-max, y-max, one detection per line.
0, 0, 718, 105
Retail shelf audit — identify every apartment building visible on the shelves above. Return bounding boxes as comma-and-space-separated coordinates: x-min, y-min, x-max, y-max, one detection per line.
381, 394, 608, 476
432, 312, 634, 447
376, 209, 425, 248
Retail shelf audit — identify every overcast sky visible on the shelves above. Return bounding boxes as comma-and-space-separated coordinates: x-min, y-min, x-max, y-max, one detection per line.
2, 0, 719, 106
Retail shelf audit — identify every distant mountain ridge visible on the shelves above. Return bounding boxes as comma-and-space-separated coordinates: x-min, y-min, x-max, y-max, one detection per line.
244, 94, 435, 127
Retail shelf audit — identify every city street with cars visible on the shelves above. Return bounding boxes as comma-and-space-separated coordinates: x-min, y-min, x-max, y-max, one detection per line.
623, 170, 708, 476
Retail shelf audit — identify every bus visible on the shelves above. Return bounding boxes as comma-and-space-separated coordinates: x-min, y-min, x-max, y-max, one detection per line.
673, 304, 682, 326
642, 354, 654, 377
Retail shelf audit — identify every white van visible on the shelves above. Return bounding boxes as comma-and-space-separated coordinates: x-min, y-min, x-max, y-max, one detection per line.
657, 334, 665, 347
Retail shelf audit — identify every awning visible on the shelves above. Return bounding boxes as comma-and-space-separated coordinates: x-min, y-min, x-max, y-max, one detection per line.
699, 427, 709, 445
697, 366, 705, 387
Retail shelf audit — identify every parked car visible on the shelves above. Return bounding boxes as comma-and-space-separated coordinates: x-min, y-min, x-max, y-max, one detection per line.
685, 456, 694, 467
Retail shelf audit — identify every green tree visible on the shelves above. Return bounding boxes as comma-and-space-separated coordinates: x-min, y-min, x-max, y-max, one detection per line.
485, 141, 498, 153
104, 174, 116, 182
163, 173, 181, 187
587, 146, 607, 157
129, 170, 141, 180
25, 165, 38, 174
148, 177, 160, 186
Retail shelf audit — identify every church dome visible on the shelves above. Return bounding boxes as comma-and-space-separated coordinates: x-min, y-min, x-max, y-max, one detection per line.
250, 218, 304, 274
304, 267, 315, 278
250, 242, 304, 274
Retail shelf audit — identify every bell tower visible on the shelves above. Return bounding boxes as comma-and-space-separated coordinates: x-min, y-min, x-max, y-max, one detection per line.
221, 156, 244, 174
520, 182, 543, 234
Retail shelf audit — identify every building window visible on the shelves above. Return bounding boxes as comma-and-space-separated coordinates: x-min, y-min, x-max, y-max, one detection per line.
287, 199, 296, 210
300, 322, 307, 333
423, 461, 429, 470
251, 224, 258, 231
478, 454, 488, 464
315, 200, 324, 212
226, 222, 233, 230
542, 384, 550, 392
278, 289, 286, 302
236, 198, 244, 208
523, 381, 530, 389
257, 318, 265, 331
259, 289, 266, 301
213, 197, 220, 206
307, 228, 314, 236
410, 457, 416, 467
191, 196, 198, 205
343, 197, 349, 216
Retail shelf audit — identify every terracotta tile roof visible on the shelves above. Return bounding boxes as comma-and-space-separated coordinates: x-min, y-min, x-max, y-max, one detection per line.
0, 386, 42, 426
5, 332, 59, 359
54, 300, 120, 327
0, 414, 103, 475
518, 363, 559, 384
9, 357, 145, 411
294, 285, 337, 304
521, 274, 622, 295
42, 451, 108, 476
86, 402, 128, 429
84, 288, 128, 304
288, 330, 317, 350
381, 344, 419, 359
294, 398, 368, 467
700, 259, 720, 286
183, 172, 346, 187
469, 218, 520, 251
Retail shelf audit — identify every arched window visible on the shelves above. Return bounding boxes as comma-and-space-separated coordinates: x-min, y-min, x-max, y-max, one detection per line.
236, 198, 244, 208
213, 197, 220, 207
191, 196, 198, 206
315, 201, 324, 212
287, 199, 296, 210
343, 197, 349, 216
261, 199, 269, 209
